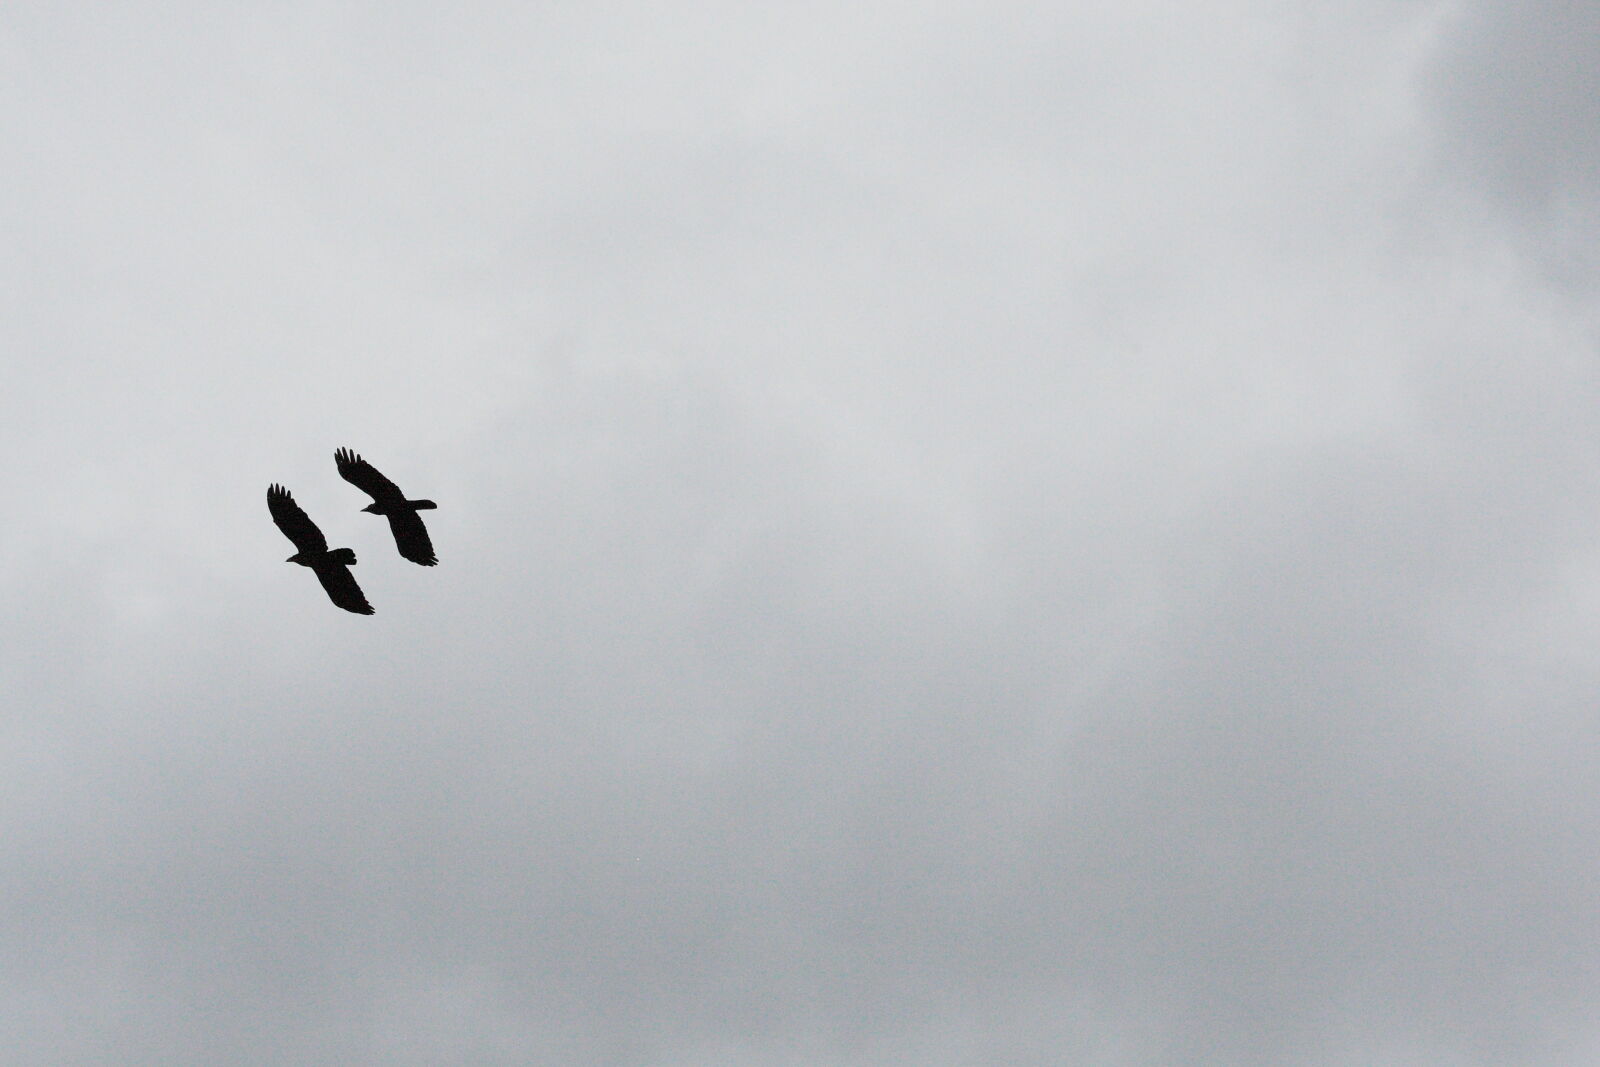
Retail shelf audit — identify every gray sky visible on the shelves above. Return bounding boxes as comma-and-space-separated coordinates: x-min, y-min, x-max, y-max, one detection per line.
4, 2, 1600, 1063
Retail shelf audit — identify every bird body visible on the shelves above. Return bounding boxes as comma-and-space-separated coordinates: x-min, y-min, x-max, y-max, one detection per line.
268, 484, 374, 614
358, 498, 437, 516
335, 447, 438, 566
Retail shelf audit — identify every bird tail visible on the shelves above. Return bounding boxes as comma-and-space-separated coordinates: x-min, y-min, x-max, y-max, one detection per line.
329, 547, 357, 565
410, 499, 438, 510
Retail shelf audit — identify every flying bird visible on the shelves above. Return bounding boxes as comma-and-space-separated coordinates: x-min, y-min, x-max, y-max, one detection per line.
334, 447, 438, 566
267, 483, 375, 615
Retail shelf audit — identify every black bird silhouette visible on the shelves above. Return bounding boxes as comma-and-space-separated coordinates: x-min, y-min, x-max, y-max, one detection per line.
267, 483, 375, 615
334, 447, 438, 566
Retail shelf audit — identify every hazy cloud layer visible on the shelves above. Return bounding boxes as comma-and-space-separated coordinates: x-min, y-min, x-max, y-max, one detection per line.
4, 3, 1600, 1064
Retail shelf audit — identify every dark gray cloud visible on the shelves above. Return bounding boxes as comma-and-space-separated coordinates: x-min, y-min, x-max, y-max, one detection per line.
1428, 1, 1600, 207
1426, 0, 1600, 284
4, 3, 1600, 1064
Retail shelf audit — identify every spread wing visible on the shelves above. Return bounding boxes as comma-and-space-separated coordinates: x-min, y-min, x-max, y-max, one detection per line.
313, 562, 375, 614
388, 510, 437, 566
268, 484, 328, 553
335, 447, 404, 504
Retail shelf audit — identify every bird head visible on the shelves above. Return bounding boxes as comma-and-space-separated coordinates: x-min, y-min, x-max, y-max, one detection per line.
286, 552, 308, 566
361, 503, 381, 514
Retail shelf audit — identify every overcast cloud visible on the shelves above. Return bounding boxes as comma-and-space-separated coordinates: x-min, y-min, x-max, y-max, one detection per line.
4, 2, 1600, 1063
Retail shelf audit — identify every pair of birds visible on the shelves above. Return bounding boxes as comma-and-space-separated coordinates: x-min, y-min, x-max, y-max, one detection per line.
268, 448, 437, 615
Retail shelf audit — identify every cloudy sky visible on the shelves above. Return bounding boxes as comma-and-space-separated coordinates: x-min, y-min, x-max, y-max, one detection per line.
4, 1, 1600, 1063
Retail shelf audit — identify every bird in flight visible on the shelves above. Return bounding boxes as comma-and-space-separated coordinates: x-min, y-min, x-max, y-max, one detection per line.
335, 447, 438, 566
267, 484, 375, 615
